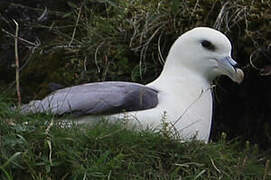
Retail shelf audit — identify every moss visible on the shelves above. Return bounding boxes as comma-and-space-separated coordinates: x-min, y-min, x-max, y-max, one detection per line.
20, 49, 75, 100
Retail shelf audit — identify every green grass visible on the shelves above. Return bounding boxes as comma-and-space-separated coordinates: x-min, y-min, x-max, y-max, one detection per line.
0, 99, 270, 179
1, 1, 271, 179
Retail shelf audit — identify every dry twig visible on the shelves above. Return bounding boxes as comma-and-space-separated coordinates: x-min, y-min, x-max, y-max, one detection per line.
263, 160, 270, 180
69, 3, 83, 47
13, 19, 21, 106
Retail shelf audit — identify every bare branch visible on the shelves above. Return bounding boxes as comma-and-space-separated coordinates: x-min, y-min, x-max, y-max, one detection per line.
13, 19, 22, 106
2, 28, 38, 47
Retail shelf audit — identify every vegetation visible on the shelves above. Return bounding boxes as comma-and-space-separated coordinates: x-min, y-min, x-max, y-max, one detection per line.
1, 0, 270, 97
0, 99, 270, 179
0, 0, 271, 178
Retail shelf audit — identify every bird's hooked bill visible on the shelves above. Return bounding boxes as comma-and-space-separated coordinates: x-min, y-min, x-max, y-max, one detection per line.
219, 56, 244, 83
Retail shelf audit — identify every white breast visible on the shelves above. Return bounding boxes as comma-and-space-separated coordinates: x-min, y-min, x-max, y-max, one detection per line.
97, 76, 214, 142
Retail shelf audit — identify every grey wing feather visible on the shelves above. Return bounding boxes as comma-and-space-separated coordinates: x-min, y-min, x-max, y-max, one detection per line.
21, 81, 159, 116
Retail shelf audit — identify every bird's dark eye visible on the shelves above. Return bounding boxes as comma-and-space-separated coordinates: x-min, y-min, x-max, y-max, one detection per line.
201, 40, 215, 51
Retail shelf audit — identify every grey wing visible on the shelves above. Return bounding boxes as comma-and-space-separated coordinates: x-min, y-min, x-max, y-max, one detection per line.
21, 81, 159, 116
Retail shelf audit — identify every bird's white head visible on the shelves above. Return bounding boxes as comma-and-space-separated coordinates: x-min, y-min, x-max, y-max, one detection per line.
164, 27, 244, 83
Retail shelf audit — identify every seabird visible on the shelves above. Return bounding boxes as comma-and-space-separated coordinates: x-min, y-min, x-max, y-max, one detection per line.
21, 27, 244, 142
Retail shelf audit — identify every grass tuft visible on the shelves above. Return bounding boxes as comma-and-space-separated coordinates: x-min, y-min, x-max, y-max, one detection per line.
0, 98, 269, 179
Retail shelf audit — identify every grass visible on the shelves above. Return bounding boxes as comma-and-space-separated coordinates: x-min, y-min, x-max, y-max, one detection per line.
0, 98, 270, 179
1, 2, 271, 178
1, 1, 271, 179
6, 0, 270, 101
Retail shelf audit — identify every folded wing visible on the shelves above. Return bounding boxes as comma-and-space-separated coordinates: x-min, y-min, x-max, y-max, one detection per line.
21, 81, 159, 116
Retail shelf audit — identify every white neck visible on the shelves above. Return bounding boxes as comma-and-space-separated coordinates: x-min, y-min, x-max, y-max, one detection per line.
148, 57, 211, 91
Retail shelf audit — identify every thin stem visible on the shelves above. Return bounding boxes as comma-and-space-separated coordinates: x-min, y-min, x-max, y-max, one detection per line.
69, 3, 83, 47
13, 19, 21, 106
